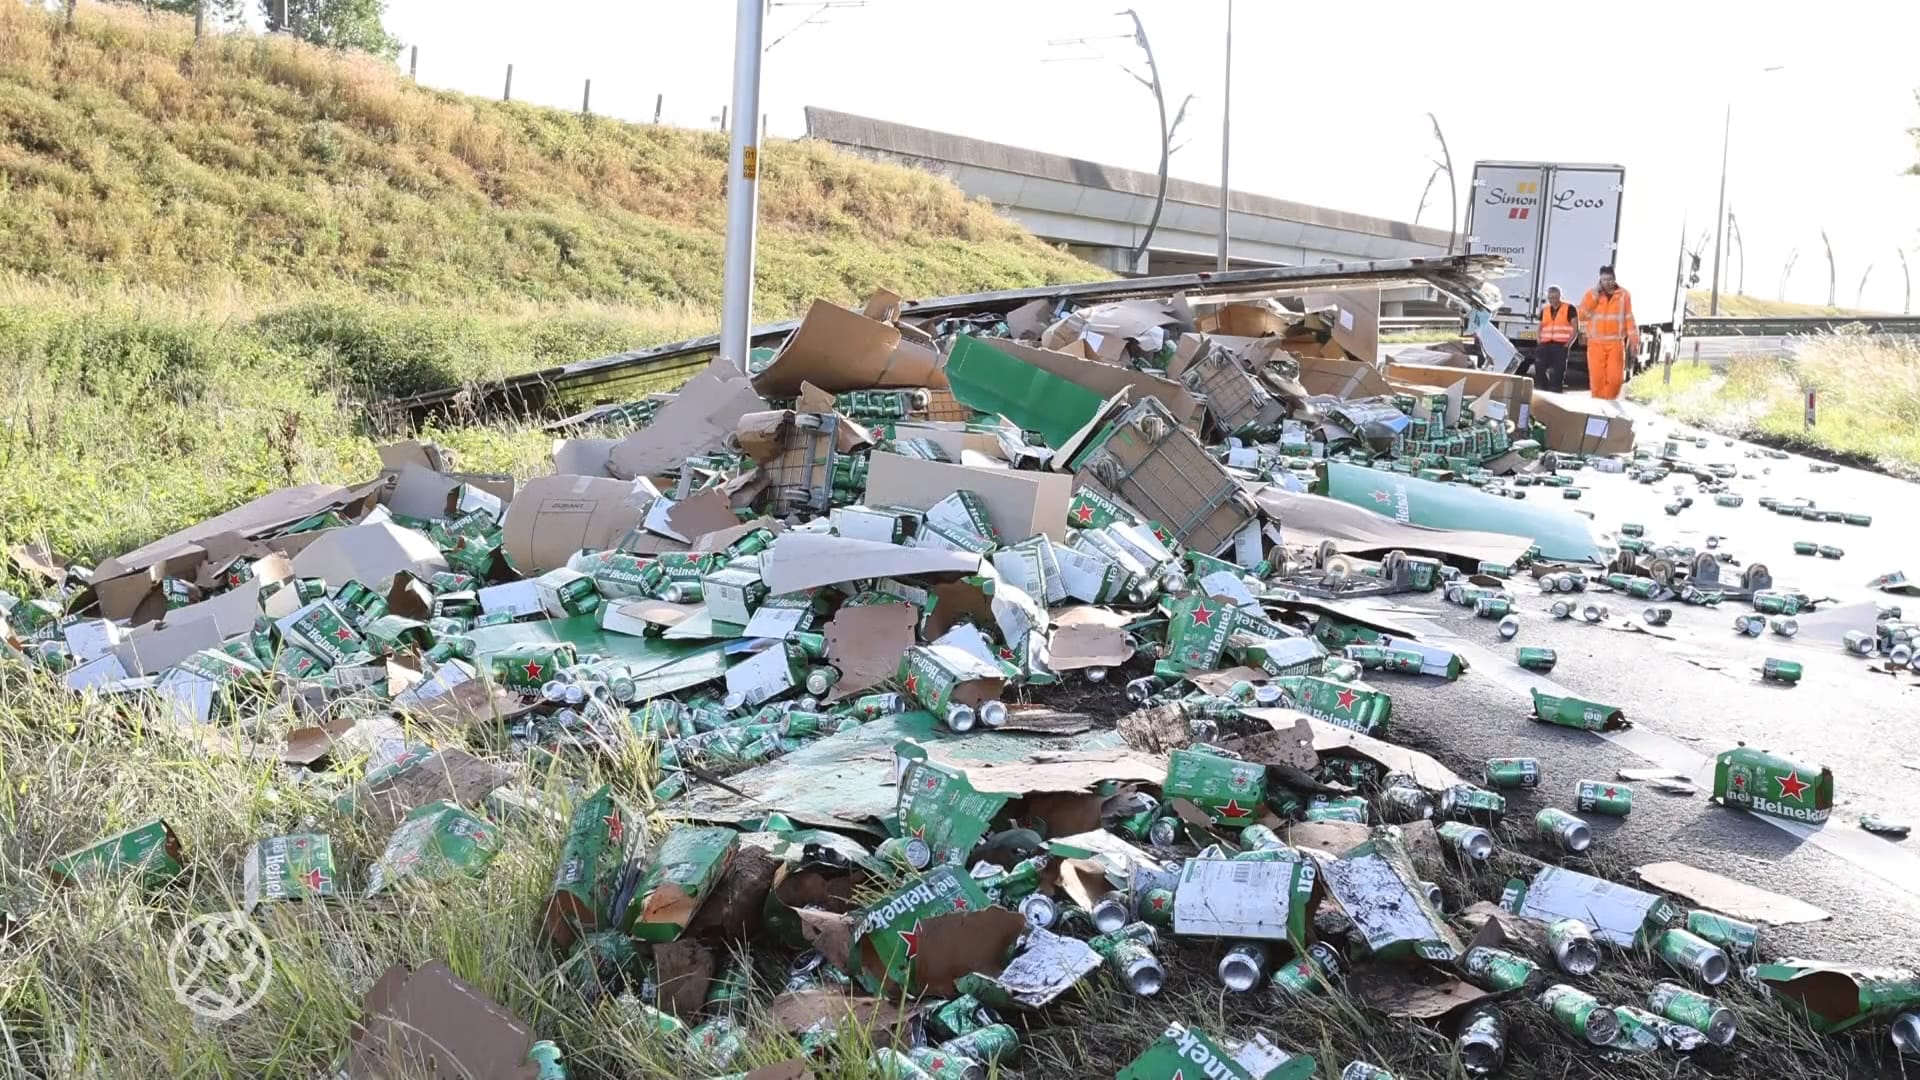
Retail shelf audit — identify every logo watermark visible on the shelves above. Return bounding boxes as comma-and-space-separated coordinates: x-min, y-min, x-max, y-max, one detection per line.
168, 911, 272, 1020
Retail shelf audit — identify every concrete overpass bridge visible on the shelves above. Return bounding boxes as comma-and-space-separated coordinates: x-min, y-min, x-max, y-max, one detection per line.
805, 107, 1456, 314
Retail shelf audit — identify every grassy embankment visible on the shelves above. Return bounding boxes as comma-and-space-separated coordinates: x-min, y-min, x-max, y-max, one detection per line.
0, 1, 1092, 566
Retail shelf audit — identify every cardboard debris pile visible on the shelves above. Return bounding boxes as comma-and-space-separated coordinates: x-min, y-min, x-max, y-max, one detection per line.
5, 286, 1915, 1079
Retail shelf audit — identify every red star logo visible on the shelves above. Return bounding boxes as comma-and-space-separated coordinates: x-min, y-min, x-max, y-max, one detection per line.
998, 646, 1015, 660
904, 674, 919, 695
1152, 527, 1170, 542
228, 573, 244, 586
523, 659, 543, 680
1173, 1072, 1184, 1080
900, 920, 923, 959
1335, 688, 1358, 711
951, 897, 968, 911
911, 825, 927, 840
334, 625, 356, 641
1074, 505, 1095, 524
1732, 774, 1746, 789
930, 1058, 947, 1071
1219, 799, 1253, 819
1776, 771, 1810, 801
1604, 787, 1618, 798
300, 867, 329, 891
471, 830, 490, 843
1371, 489, 1392, 504
1190, 604, 1215, 627
1229, 771, 1250, 789
924, 776, 938, 791
1149, 893, 1169, 911
604, 813, 623, 842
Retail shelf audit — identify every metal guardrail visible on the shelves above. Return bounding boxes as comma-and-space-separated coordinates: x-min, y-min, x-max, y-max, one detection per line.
1678, 315, 1920, 338
390, 253, 1510, 424
1380, 316, 1465, 335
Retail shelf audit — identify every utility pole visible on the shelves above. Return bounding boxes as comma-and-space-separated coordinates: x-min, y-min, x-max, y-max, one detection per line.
409, 45, 418, 79
1821, 231, 1836, 308
1427, 113, 1457, 253
718, 0, 766, 368
194, 0, 205, 42
503, 64, 513, 102
1708, 103, 1730, 314
654, 94, 664, 124
582, 79, 591, 116
1214, 0, 1232, 272
1727, 210, 1745, 296
1900, 249, 1911, 315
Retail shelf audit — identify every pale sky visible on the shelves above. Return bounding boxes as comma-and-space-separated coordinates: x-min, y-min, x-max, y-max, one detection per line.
384, 0, 1920, 314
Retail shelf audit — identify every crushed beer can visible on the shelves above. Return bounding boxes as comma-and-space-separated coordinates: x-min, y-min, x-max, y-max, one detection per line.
1463, 945, 1542, 992
1648, 980, 1738, 1046
1540, 984, 1621, 1045
1455, 1005, 1508, 1076
1548, 918, 1602, 976
1686, 910, 1759, 960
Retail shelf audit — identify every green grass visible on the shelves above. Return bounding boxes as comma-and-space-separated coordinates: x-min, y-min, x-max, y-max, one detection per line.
0, 4, 1092, 313
1684, 290, 1870, 318
0, 2, 1107, 567
1627, 337, 1920, 476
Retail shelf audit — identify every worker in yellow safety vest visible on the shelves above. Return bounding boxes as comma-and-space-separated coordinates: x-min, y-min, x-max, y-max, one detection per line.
1532, 285, 1579, 393
1579, 264, 1639, 400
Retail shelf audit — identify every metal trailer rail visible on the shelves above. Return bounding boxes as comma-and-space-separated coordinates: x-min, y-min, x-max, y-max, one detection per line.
1676, 315, 1920, 338
388, 253, 1509, 425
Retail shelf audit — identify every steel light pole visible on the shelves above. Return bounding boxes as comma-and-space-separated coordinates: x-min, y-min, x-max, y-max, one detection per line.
1708, 65, 1784, 315
718, 0, 767, 367
1214, 0, 1232, 271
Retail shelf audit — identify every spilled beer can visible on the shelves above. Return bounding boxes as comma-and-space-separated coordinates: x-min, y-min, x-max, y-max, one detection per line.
1656, 927, 1731, 985
1456, 1005, 1509, 1076
1485, 757, 1540, 788
1647, 981, 1738, 1046
1463, 946, 1541, 992
1541, 985, 1621, 1045
1573, 780, 1632, 817
1761, 658, 1803, 683
1547, 918, 1602, 976
1685, 910, 1759, 960
1535, 808, 1592, 853
1437, 821, 1494, 861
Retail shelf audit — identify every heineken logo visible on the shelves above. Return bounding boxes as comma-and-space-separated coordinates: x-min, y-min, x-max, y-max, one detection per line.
604, 812, 624, 842
1730, 792, 1829, 821
859, 876, 951, 935
1775, 771, 1810, 800
1335, 688, 1358, 711
333, 625, 355, 642
523, 659, 543, 680
1218, 799, 1253, 819
903, 674, 919, 694
1165, 1025, 1238, 1079
1148, 892, 1169, 912
1370, 489, 1391, 504
1190, 604, 1215, 627
1074, 505, 1096, 524
899, 920, 923, 959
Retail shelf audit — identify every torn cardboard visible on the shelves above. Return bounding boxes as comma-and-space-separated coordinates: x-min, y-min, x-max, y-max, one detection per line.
500, 475, 648, 574
1531, 390, 1635, 456
865, 452, 1072, 542
753, 299, 945, 398
822, 601, 919, 699
760, 533, 979, 594
1045, 623, 1133, 671
609, 358, 766, 480
1350, 967, 1491, 1020
290, 521, 447, 593
1633, 861, 1831, 924
342, 961, 535, 1080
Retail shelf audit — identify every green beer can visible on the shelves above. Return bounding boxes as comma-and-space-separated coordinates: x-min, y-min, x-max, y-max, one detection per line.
1462, 945, 1541, 992
1573, 780, 1632, 816
491, 642, 578, 690
1792, 541, 1818, 555
1535, 808, 1592, 852
940, 1023, 1018, 1065
1657, 927, 1731, 985
1540, 984, 1621, 1045
1761, 658, 1803, 684
1514, 648, 1557, 673
1685, 910, 1760, 960
1647, 981, 1738, 1046
1484, 757, 1540, 789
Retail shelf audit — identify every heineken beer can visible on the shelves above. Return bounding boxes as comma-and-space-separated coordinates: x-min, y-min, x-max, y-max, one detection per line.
1540, 984, 1621, 1045
1647, 981, 1737, 1046
1437, 821, 1494, 861
1733, 614, 1767, 636
1770, 617, 1798, 638
1573, 780, 1632, 816
1656, 927, 1731, 985
1456, 1006, 1508, 1075
1463, 946, 1540, 993
1761, 658, 1803, 683
1535, 808, 1592, 853
1642, 606, 1672, 626
1217, 941, 1270, 992
1547, 918, 1602, 977
1686, 910, 1759, 960
1497, 615, 1520, 639
940, 1023, 1018, 1065
1485, 757, 1541, 789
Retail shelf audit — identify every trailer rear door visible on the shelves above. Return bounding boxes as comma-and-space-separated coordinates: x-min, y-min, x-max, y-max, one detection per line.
1466, 162, 1549, 319
1538, 165, 1626, 310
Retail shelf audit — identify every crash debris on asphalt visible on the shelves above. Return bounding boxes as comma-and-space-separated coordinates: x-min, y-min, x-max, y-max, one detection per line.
4, 280, 1917, 1078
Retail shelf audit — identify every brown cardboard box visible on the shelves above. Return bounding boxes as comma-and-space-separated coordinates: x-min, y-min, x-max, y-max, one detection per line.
1296, 355, 1392, 400
1530, 390, 1636, 455
752, 300, 945, 398
342, 961, 535, 1080
863, 453, 1073, 542
290, 521, 448, 591
1197, 302, 1290, 337
1387, 363, 1536, 426
1303, 288, 1381, 362
608, 358, 766, 480
94, 484, 354, 579
500, 475, 649, 574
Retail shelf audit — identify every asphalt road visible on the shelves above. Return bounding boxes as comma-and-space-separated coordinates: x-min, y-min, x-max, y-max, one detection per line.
1338, 400, 1920, 966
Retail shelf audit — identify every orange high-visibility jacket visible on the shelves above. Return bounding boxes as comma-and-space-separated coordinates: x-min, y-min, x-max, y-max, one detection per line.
1538, 301, 1577, 345
1579, 287, 1638, 347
